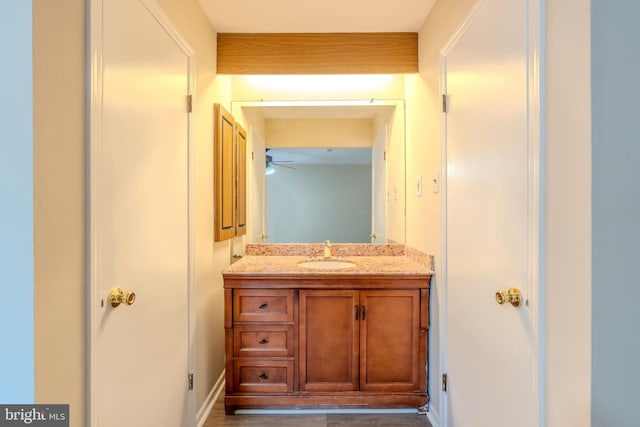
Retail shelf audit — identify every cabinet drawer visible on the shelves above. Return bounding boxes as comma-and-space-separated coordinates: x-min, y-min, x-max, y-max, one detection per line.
233, 289, 294, 322
233, 360, 294, 393
234, 325, 294, 357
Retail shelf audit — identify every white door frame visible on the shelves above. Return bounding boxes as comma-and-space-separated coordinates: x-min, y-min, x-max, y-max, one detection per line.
437, 0, 544, 426
87, 0, 196, 425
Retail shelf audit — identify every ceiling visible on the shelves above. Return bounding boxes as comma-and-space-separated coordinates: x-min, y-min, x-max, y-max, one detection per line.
206, 1, 426, 121
198, 0, 436, 33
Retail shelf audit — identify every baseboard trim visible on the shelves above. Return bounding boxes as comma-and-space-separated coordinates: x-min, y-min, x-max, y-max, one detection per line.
196, 370, 225, 427
236, 408, 420, 415
427, 410, 441, 427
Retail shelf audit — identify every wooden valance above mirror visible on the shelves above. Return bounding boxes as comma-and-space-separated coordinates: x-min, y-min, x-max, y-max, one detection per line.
217, 32, 418, 74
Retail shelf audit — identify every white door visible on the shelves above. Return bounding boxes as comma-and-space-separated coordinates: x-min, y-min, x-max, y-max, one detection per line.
442, 0, 539, 426
89, 0, 193, 426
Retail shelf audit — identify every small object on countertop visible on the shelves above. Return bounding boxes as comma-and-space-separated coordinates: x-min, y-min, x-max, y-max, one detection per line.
323, 240, 332, 258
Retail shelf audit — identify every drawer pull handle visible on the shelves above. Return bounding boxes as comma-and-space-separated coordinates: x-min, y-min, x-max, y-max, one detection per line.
258, 373, 268, 380
259, 303, 268, 309
259, 338, 269, 345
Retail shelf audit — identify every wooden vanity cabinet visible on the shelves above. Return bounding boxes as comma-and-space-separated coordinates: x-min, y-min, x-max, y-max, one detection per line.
299, 289, 420, 393
223, 275, 430, 414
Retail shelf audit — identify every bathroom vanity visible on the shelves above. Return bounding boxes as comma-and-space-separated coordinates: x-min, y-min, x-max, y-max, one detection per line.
222, 255, 431, 414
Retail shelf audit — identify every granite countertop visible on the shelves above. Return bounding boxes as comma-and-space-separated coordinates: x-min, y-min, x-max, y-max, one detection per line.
223, 255, 432, 276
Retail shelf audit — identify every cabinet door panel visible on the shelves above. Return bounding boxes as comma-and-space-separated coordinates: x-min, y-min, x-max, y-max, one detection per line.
235, 123, 247, 236
300, 290, 359, 391
360, 290, 420, 392
214, 103, 236, 241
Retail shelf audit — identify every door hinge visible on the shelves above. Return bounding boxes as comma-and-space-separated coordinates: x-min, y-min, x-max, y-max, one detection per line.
384, 151, 387, 161
188, 372, 194, 390
187, 94, 193, 113
442, 373, 448, 392
442, 94, 449, 113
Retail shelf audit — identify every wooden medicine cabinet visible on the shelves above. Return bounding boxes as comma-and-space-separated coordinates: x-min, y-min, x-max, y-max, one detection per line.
214, 103, 247, 241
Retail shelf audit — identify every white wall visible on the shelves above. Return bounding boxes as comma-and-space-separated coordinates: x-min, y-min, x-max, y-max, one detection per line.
545, 0, 592, 425
0, 0, 33, 403
407, 1, 477, 422
591, 1, 640, 426
266, 118, 373, 148
33, 1, 86, 423
155, 0, 233, 411
266, 164, 372, 243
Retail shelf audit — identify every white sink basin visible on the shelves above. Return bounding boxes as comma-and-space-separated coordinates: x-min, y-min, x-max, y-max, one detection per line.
298, 260, 357, 270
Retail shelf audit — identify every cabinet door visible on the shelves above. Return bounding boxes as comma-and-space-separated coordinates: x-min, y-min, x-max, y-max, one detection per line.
360, 290, 420, 392
300, 290, 359, 391
213, 103, 236, 241
234, 123, 247, 236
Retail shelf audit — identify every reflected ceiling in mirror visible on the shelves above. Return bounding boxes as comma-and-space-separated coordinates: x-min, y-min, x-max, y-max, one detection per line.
267, 147, 371, 167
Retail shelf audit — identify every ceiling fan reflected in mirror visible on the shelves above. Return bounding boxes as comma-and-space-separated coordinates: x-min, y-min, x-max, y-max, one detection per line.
265, 149, 295, 175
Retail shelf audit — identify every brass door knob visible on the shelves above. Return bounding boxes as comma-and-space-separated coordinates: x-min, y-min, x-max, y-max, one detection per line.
495, 288, 522, 307
110, 288, 136, 308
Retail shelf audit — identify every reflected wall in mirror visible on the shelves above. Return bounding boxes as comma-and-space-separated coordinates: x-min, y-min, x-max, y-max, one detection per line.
232, 100, 406, 245
266, 148, 373, 243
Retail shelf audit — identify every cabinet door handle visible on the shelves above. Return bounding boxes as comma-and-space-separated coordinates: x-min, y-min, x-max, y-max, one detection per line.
258, 373, 268, 380
361, 305, 366, 320
259, 338, 269, 345
259, 303, 268, 309
355, 305, 359, 320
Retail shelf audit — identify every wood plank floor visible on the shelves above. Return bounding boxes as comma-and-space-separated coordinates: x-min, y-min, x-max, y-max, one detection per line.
204, 396, 433, 426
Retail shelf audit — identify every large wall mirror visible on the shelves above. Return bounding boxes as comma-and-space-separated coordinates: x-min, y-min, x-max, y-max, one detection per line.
232, 100, 406, 245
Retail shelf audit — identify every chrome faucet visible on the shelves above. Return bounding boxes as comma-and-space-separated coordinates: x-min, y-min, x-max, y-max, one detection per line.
323, 240, 332, 258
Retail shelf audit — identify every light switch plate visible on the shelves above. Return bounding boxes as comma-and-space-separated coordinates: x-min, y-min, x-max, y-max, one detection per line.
432, 170, 440, 193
